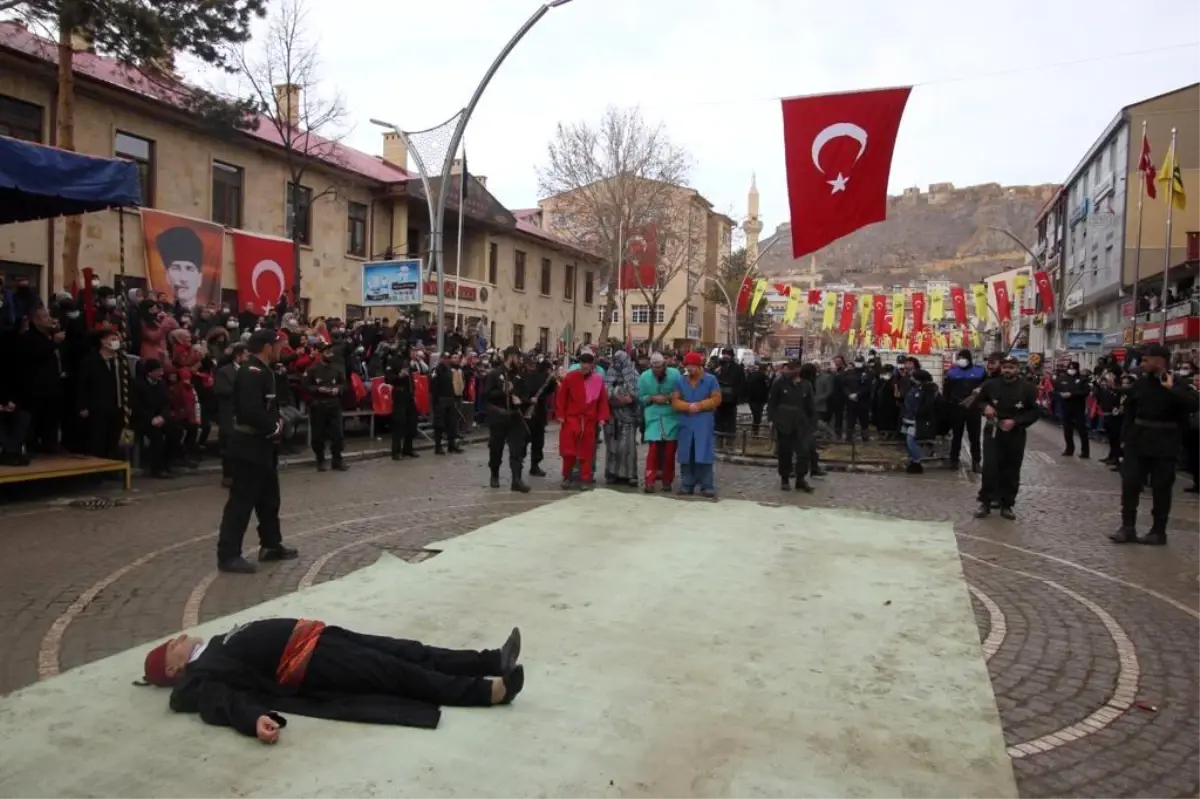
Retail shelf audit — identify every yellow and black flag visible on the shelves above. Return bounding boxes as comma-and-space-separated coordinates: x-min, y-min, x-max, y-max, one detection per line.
1157, 141, 1187, 212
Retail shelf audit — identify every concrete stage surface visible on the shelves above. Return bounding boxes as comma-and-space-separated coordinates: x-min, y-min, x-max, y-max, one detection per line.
0, 491, 1016, 798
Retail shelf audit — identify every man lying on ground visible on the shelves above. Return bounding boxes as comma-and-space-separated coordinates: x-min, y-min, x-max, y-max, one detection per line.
139, 618, 524, 743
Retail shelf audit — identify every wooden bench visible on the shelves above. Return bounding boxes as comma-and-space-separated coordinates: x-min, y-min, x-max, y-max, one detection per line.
0, 454, 131, 490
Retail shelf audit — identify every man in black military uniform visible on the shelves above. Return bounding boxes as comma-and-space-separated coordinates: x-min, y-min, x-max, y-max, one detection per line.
523, 357, 557, 477
384, 341, 419, 460
842, 355, 874, 442
1110, 344, 1199, 546
430, 351, 465, 455
482, 346, 531, 493
767, 360, 817, 493
974, 355, 1040, 520
1053, 359, 1092, 458
302, 342, 348, 472
217, 329, 299, 574
712, 347, 745, 448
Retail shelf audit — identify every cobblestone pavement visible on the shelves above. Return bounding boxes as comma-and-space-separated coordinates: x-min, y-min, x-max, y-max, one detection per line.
0, 422, 1196, 798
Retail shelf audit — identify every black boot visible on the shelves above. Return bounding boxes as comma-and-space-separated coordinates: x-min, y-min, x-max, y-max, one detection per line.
449, 441, 464, 454
316, 458, 327, 472
1109, 524, 1138, 543
971, 460, 982, 473
511, 470, 531, 493
1137, 526, 1167, 546
529, 464, 546, 477
973, 502, 991, 519
780, 477, 792, 491
489, 471, 501, 489
258, 545, 299, 562
999, 506, 1016, 520
332, 459, 349, 472
795, 478, 814, 493
217, 556, 256, 574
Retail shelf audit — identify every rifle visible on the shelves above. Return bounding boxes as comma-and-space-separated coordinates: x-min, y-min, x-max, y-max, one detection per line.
522, 372, 557, 420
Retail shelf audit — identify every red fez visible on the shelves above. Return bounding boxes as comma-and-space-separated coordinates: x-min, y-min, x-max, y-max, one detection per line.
142, 642, 174, 687
683, 352, 704, 367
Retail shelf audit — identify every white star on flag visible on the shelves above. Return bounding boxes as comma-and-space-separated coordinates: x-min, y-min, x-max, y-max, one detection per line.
827, 173, 849, 193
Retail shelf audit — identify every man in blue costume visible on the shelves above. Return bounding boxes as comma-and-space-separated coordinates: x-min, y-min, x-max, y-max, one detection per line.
670, 351, 723, 498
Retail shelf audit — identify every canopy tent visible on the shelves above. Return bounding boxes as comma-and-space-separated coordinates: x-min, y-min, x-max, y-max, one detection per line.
0, 135, 142, 224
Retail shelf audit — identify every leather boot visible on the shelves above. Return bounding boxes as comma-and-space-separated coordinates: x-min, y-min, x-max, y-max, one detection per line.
489, 471, 500, 489
511, 469, 531, 493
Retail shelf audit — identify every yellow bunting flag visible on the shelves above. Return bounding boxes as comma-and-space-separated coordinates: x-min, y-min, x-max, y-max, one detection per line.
858, 294, 872, 332
928, 289, 944, 321
784, 289, 800, 325
1157, 140, 1188, 212
890, 293, 905, 334
971, 330, 981, 349
970, 284, 988, 321
1013, 274, 1029, 313
750, 279, 769, 314
821, 291, 838, 330
933, 332, 944, 350
847, 329, 857, 347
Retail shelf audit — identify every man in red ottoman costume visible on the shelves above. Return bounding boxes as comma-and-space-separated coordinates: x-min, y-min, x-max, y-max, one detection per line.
139, 619, 524, 743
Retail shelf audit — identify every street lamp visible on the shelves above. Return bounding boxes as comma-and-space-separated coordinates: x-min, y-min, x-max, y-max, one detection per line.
725, 234, 786, 348
370, 0, 576, 357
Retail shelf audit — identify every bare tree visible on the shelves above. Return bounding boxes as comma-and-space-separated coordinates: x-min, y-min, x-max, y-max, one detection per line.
233, 0, 348, 303
537, 106, 691, 345
624, 197, 709, 346
5, 0, 265, 291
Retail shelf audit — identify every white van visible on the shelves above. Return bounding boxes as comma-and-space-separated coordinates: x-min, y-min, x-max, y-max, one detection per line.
708, 347, 757, 366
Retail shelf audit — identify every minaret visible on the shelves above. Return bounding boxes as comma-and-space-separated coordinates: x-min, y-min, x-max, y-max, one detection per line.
743, 173, 763, 263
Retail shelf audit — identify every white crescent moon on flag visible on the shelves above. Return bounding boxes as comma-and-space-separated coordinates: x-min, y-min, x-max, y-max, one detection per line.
251, 259, 287, 305
811, 122, 868, 174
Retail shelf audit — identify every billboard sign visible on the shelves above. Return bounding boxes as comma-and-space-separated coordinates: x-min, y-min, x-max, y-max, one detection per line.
362, 259, 422, 307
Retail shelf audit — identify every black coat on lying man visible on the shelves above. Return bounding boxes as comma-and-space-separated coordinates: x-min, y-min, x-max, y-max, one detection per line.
140, 618, 524, 744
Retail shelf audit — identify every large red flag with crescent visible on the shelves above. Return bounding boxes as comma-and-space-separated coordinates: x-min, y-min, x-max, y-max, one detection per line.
838, 292, 856, 333
949, 285, 968, 325
232, 231, 295, 315
871, 293, 887, 335
993, 281, 1012, 323
911, 292, 926, 331
1033, 270, 1055, 312
735, 276, 753, 314
781, 86, 912, 258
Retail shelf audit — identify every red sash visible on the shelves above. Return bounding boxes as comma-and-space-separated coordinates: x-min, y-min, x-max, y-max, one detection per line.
276, 619, 326, 688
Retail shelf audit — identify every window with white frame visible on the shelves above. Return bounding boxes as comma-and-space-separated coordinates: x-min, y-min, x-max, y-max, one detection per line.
630, 304, 665, 324
686, 305, 697, 325
598, 307, 620, 323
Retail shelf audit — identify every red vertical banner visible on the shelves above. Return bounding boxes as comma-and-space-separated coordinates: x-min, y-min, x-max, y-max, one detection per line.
1033, 270, 1055, 312
911, 291, 926, 331
838, 292, 857, 333
872, 294, 887, 335
736, 276, 753, 313
949, 285, 968, 325
807, 288, 822, 306
993, 281, 1012, 323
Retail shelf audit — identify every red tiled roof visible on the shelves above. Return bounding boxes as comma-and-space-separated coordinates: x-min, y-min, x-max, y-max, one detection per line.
0, 21, 409, 184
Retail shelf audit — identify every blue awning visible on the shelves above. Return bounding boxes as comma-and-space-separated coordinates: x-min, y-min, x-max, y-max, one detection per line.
0, 135, 142, 224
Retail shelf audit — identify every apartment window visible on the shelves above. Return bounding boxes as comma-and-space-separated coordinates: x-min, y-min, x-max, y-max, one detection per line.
0, 94, 42, 141
286, 182, 312, 245
211, 161, 243, 228
584, 270, 594, 304
347, 201, 368, 257
539, 257, 552, 296
512, 323, 525, 349
115, 131, 154, 206
686, 305, 697, 325
630, 304, 665, 324
564, 264, 575, 300
583, 332, 592, 346
513, 250, 526, 290
538, 327, 550, 352
488, 242, 498, 283
598, 307, 620, 323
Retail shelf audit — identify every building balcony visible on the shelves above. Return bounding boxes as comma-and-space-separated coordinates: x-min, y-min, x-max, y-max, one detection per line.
1092, 172, 1115, 203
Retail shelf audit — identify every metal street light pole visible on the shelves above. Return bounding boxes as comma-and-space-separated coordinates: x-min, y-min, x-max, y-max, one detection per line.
371, 0, 576, 358
728, 234, 786, 348
987, 225, 1042, 353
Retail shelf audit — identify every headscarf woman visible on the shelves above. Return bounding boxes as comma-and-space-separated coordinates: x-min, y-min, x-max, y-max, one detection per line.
603, 350, 641, 485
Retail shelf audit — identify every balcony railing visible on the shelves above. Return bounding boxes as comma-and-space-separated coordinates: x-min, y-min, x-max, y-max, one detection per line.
1132, 298, 1199, 326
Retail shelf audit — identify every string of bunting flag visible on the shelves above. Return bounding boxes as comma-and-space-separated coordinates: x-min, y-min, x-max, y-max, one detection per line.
738, 274, 1055, 355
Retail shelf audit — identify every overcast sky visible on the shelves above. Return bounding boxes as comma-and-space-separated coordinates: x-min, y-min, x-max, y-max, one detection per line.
221, 0, 1197, 238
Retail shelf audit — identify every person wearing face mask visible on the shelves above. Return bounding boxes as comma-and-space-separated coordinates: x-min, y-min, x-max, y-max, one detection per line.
1053, 359, 1092, 458
302, 341, 349, 473
842, 355, 874, 443
18, 307, 67, 453
482, 346, 532, 492
1110, 344, 1200, 545
76, 327, 133, 461
973, 355, 1040, 520
712, 347, 745, 450
767, 360, 816, 493
1092, 368, 1125, 466
942, 349, 986, 472
132, 358, 177, 478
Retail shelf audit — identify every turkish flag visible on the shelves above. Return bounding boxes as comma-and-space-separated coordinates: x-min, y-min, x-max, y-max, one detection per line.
370, 377, 393, 416
993, 281, 1012, 323
949, 285, 968, 325
781, 86, 912, 258
838, 292, 856, 333
736, 276, 753, 313
807, 289, 822, 306
618, 224, 659, 289
911, 292, 926, 331
773, 283, 791, 296
1033, 270, 1055, 312
232, 231, 295, 315
871, 294, 887, 335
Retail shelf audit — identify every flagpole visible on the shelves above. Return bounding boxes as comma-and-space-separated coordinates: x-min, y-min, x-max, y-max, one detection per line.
1128, 120, 1148, 345
1158, 127, 1178, 312
453, 141, 466, 336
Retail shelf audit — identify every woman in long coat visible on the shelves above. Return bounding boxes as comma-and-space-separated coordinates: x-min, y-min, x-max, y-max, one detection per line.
604, 350, 641, 486
670, 351, 723, 498
637, 353, 680, 492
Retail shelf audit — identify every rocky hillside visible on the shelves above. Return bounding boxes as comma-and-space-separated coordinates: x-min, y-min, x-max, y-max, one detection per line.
756, 182, 1058, 285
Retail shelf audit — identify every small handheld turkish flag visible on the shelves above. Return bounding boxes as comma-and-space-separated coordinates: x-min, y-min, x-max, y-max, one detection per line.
781, 86, 912, 259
